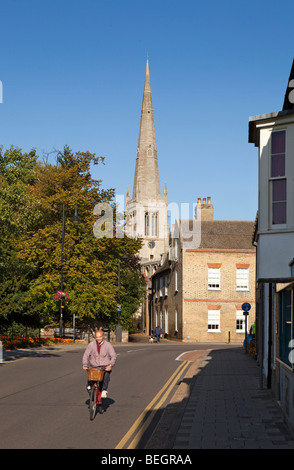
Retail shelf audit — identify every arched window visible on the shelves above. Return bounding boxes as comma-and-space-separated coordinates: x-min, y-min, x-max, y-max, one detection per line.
145, 212, 150, 236
151, 212, 158, 237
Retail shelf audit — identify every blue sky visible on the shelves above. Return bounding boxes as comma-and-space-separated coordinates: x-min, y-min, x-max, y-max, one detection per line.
0, 0, 293, 224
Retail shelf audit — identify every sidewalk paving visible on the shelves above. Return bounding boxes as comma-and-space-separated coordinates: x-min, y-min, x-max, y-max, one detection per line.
146, 346, 294, 449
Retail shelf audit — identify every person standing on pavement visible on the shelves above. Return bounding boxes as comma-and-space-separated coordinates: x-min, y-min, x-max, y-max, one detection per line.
250, 322, 256, 339
154, 325, 162, 343
82, 329, 117, 398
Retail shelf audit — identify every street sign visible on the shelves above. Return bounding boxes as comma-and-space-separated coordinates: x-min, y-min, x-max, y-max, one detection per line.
242, 303, 251, 354
242, 302, 251, 312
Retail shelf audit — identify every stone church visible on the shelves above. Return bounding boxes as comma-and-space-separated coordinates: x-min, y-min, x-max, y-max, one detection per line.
125, 60, 256, 341
125, 60, 169, 334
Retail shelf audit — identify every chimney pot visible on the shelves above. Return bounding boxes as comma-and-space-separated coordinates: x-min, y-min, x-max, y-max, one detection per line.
207, 196, 211, 204
197, 197, 201, 204
203, 198, 206, 205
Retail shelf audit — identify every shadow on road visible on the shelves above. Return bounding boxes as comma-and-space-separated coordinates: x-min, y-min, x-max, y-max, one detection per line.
85, 397, 115, 419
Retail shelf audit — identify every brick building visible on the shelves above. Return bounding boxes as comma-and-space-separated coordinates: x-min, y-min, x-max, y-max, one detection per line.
151, 198, 256, 343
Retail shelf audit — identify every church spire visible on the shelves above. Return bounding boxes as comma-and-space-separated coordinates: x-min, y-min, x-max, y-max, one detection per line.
131, 59, 162, 202
126, 59, 169, 266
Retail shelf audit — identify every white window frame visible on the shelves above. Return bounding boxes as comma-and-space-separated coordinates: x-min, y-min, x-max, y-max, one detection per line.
236, 268, 249, 291
175, 269, 178, 293
174, 238, 178, 260
236, 310, 245, 333
164, 275, 168, 297
269, 129, 287, 228
208, 267, 221, 290
165, 308, 168, 334
208, 309, 220, 332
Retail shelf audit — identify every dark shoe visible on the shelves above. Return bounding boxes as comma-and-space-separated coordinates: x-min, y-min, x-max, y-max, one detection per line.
97, 405, 104, 414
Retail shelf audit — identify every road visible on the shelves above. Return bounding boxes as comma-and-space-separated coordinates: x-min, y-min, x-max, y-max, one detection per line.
0, 341, 227, 449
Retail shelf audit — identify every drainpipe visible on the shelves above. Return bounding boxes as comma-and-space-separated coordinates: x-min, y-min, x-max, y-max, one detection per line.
259, 283, 264, 390
267, 282, 272, 389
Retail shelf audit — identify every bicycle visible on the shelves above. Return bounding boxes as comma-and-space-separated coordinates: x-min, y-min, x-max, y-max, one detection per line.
86, 368, 105, 420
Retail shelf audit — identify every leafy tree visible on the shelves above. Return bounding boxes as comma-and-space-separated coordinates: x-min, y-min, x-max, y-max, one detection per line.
0, 146, 40, 328
15, 146, 144, 330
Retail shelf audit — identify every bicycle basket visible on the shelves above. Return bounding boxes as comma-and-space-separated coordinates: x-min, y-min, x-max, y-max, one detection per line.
87, 368, 105, 381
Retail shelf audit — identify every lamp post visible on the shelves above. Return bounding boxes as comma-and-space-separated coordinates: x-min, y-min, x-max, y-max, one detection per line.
116, 261, 122, 342
116, 254, 128, 342
59, 203, 81, 338
59, 203, 65, 338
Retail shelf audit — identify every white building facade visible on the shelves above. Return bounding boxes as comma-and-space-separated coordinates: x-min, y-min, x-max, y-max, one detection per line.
249, 59, 294, 431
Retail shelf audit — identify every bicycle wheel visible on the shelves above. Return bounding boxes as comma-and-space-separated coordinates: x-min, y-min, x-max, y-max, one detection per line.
96, 381, 102, 405
89, 385, 97, 420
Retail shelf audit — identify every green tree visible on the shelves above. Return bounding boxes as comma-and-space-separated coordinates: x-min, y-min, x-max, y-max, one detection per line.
0, 146, 40, 328
16, 146, 144, 330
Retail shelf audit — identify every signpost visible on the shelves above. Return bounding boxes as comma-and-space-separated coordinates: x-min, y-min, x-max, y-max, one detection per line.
116, 304, 122, 342
242, 303, 251, 354
73, 314, 80, 342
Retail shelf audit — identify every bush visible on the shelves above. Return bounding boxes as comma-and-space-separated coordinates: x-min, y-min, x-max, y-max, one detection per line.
0, 335, 84, 349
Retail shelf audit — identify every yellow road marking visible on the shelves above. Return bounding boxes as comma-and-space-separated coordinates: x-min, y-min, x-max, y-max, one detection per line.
115, 360, 190, 449
127, 360, 190, 449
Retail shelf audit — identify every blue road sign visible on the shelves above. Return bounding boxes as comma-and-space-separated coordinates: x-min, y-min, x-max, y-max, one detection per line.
242, 302, 251, 312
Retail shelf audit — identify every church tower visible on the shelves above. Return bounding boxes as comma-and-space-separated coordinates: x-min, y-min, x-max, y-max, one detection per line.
126, 60, 169, 265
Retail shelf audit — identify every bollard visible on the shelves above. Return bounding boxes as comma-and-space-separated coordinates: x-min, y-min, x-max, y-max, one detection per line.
0, 341, 3, 363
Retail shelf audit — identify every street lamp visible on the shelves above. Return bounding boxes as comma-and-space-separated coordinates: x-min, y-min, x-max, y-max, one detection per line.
59, 203, 81, 338
116, 253, 128, 342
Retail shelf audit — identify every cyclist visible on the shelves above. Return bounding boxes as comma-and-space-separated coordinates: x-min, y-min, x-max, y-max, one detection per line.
82, 329, 117, 398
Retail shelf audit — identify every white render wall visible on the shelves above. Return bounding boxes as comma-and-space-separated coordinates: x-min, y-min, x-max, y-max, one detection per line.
256, 116, 294, 281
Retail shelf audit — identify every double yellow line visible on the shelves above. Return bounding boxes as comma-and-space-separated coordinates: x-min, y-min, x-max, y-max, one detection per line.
115, 360, 190, 449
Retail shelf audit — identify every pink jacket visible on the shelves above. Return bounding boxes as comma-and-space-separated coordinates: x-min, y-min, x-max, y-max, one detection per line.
82, 340, 117, 368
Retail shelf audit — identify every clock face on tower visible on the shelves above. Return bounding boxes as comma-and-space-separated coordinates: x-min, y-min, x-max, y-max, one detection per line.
148, 241, 155, 249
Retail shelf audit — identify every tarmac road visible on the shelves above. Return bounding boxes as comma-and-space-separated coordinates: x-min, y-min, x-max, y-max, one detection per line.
0, 338, 211, 449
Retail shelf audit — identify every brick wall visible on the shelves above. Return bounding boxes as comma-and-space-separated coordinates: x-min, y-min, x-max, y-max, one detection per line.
182, 249, 255, 342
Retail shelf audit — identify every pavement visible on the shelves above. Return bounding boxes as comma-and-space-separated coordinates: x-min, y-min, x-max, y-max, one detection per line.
2, 335, 294, 449
146, 345, 294, 449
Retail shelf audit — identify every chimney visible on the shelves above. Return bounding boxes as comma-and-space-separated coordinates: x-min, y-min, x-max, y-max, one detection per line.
195, 196, 214, 221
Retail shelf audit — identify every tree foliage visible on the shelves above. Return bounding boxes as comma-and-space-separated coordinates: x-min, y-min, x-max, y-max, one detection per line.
0, 146, 145, 331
